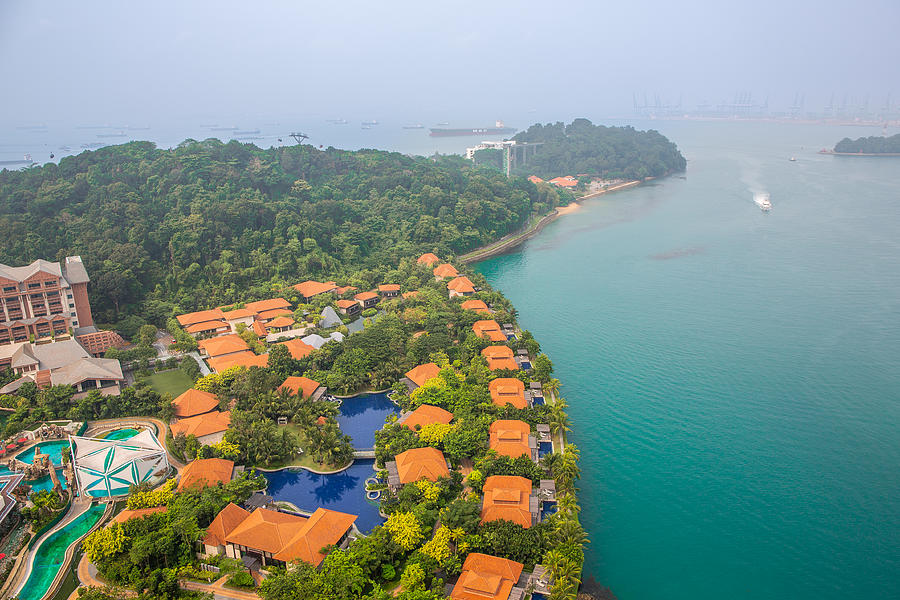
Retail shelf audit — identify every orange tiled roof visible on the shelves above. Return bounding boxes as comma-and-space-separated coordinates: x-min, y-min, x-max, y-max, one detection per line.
203, 503, 249, 547
378, 284, 401, 292
252, 320, 268, 337
172, 389, 219, 418
472, 320, 506, 342
489, 420, 531, 459
394, 447, 450, 484
527, 175, 544, 184
176, 309, 226, 327
448, 276, 475, 294
225, 508, 307, 555
481, 346, 518, 371
207, 351, 269, 373
417, 253, 440, 266
548, 175, 578, 187
113, 506, 167, 524
278, 376, 322, 399
185, 320, 228, 334
460, 299, 490, 314
400, 404, 453, 431
273, 507, 358, 566
244, 298, 291, 313
178, 458, 234, 491
405, 362, 441, 387
402, 291, 419, 300
489, 378, 526, 409
334, 285, 357, 295
76, 330, 128, 355
277, 338, 315, 360
336, 299, 358, 309
267, 316, 295, 328
256, 308, 293, 322
354, 291, 378, 301
481, 475, 533, 529
433, 263, 459, 279
170, 410, 231, 439
294, 280, 337, 298
450, 552, 524, 600
198, 334, 250, 358
222, 308, 256, 320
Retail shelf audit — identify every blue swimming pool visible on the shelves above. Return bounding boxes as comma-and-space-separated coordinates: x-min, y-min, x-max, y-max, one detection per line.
336, 392, 399, 450
538, 441, 553, 458
541, 500, 557, 521
102, 428, 139, 440
15, 440, 69, 467
263, 459, 385, 533
532, 396, 545, 406
27, 473, 67, 493
519, 361, 532, 370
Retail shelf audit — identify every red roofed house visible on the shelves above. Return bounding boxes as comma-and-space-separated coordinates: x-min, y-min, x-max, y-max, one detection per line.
76, 330, 128, 357
334, 285, 357, 295
177, 309, 229, 338
386, 447, 450, 492
489, 420, 536, 460
481, 346, 519, 371
527, 175, 544, 184
336, 299, 361, 317
403, 362, 441, 391
256, 308, 293, 323
489, 378, 528, 409
170, 410, 232, 445
447, 276, 475, 298
417, 253, 440, 266
207, 351, 269, 373
472, 320, 507, 342
433, 263, 459, 281
178, 458, 234, 491
460, 299, 491, 315
481, 475, 537, 529
222, 308, 257, 332
197, 334, 250, 359
354, 291, 378, 309
266, 315, 295, 333
378, 284, 401, 299
450, 552, 525, 600
243, 298, 291, 314
276, 338, 315, 360
203, 502, 249, 557
293, 280, 337, 300
278, 376, 325, 401
398, 404, 453, 431
172, 389, 220, 418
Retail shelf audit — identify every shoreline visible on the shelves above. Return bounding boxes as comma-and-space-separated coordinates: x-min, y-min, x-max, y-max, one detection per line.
458, 180, 643, 264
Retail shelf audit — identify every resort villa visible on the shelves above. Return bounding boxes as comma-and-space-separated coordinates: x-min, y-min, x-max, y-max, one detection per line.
386, 447, 450, 493
293, 280, 338, 300
203, 503, 358, 569
481, 346, 519, 371
433, 263, 459, 281
472, 320, 507, 342
489, 420, 537, 461
416, 253, 440, 266
171, 389, 220, 418
460, 299, 491, 315
447, 276, 476, 298
177, 458, 235, 491
275, 338, 316, 360
336, 299, 361, 316
489, 378, 529, 409
176, 298, 292, 339
397, 404, 454, 431
170, 410, 232, 445
378, 284, 400, 298
278, 376, 326, 401
449, 552, 526, 600
481, 475, 538, 529
403, 362, 442, 391
354, 291, 379, 309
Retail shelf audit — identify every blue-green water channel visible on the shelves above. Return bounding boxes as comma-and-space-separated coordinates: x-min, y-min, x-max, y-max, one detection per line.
476, 121, 900, 600
16, 503, 105, 600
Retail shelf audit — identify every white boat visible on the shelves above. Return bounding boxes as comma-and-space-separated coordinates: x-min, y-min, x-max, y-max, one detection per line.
754, 192, 772, 211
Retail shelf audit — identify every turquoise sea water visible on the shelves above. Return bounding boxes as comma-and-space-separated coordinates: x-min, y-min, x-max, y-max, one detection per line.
476, 121, 900, 600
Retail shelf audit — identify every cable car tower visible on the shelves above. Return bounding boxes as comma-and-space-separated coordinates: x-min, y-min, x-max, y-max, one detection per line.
289, 132, 309, 145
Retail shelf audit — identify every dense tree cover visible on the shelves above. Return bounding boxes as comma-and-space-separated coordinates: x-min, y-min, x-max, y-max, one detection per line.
833, 133, 900, 153
0, 140, 567, 322
512, 118, 687, 180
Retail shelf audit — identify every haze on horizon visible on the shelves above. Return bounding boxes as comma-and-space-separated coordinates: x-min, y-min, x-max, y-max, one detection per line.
1, 0, 898, 128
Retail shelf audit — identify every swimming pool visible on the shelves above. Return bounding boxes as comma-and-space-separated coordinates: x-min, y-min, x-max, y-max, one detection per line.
336, 392, 399, 450
538, 441, 553, 458
540, 500, 557, 521
16, 503, 106, 600
102, 428, 139, 440
15, 440, 69, 467
263, 459, 385, 533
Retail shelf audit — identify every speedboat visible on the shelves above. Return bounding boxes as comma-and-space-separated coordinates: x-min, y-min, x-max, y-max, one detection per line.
754, 193, 772, 211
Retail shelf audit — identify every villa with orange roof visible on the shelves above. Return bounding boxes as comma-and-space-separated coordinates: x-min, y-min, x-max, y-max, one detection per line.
398, 404, 453, 431
293, 280, 337, 300
354, 291, 379, 309
378, 284, 400, 298
276, 338, 315, 360
527, 175, 544, 184
489, 378, 529, 409
481, 346, 519, 371
460, 299, 491, 315
170, 410, 232, 445
450, 552, 525, 600
548, 175, 578, 188
178, 298, 294, 339
433, 263, 459, 280
197, 334, 250, 359
178, 458, 234, 491
334, 285, 357, 295
266, 315, 295, 333
489, 420, 537, 460
207, 351, 269, 373
417, 253, 440, 266
336, 299, 361, 317
403, 362, 441, 391
243, 298, 291, 314
208, 505, 357, 569
172, 389, 220, 418
473, 320, 507, 342
386, 447, 450, 492
221, 308, 256, 331
481, 475, 537, 529
447, 276, 475, 298
177, 309, 230, 338
278, 376, 325, 401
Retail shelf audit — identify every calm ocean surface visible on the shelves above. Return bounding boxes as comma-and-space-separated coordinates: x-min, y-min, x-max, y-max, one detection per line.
476, 121, 900, 600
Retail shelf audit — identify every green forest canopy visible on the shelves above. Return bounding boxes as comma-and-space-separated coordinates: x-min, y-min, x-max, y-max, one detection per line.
834, 134, 900, 154
512, 118, 686, 180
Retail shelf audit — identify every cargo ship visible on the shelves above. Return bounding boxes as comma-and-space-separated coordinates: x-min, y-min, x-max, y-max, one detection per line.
429, 120, 515, 137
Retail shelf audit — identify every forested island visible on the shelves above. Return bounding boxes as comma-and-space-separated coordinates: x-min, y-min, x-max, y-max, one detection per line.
832, 133, 900, 154
511, 118, 686, 180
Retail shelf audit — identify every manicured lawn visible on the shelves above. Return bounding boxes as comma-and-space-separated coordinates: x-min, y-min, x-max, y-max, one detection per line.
147, 369, 194, 397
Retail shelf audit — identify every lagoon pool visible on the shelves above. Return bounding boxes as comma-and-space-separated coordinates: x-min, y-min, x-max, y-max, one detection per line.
102, 428, 139, 440
15, 440, 69, 467
263, 459, 385, 533
336, 392, 399, 450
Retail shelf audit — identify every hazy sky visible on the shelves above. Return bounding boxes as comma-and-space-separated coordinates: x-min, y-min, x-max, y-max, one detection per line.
2, 0, 898, 126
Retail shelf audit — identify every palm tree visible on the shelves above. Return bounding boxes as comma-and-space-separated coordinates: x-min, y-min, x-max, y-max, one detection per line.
553, 517, 589, 547
546, 378, 561, 397
541, 452, 563, 477
549, 402, 571, 438
556, 491, 580, 517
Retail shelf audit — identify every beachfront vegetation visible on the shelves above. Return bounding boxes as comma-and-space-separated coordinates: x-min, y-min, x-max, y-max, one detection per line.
512, 118, 687, 180
833, 133, 900, 153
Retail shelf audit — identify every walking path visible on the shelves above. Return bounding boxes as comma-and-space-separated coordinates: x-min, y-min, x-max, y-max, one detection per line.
187, 351, 212, 376
181, 575, 261, 600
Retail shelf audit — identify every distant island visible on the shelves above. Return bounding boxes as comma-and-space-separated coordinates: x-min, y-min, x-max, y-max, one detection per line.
828, 133, 900, 155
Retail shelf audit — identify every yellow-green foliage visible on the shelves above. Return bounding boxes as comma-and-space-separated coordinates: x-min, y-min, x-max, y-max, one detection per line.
414, 479, 441, 502
210, 439, 241, 460
82, 523, 128, 563
419, 525, 467, 566
383, 511, 424, 551
194, 366, 243, 392
399, 562, 426, 591
193, 374, 220, 392
126, 478, 176, 509
417, 422, 455, 446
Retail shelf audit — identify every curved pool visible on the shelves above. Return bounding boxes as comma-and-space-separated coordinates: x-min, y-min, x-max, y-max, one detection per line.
336, 392, 399, 450
264, 459, 385, 533
15, 440, 69, 467
101, 428, 139, 440
16, 503, 106, 600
